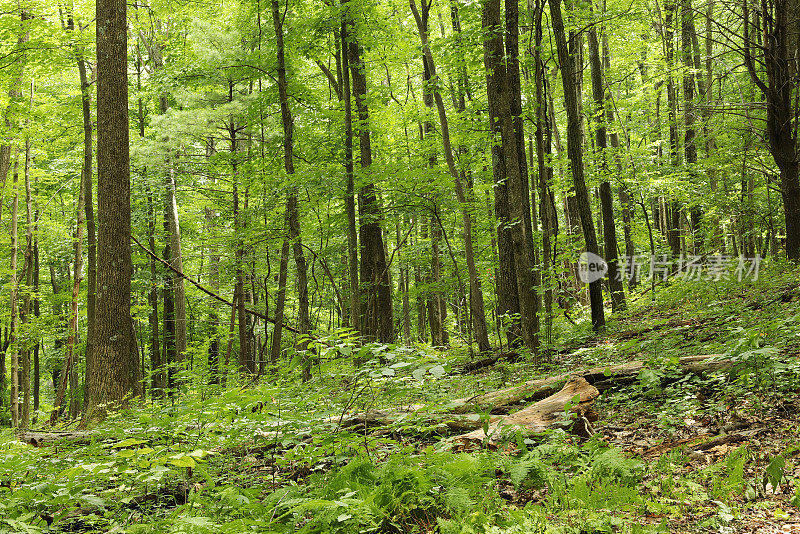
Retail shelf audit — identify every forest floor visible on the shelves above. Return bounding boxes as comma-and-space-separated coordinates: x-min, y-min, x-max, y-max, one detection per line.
2, 263, 800, 533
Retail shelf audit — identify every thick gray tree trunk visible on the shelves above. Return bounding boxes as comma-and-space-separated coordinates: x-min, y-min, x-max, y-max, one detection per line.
85, 0, 141, 419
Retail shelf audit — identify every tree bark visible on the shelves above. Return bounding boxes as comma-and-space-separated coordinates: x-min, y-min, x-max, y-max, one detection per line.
483, 0, 540, 350
9, 150, 20, 427
21, 113, 33, 428
549, 0, 605, 329
166, 169, 187, 363
51, 130, 86, 425
32, 238, 40, 419
587, 26, 626, 311
742, 0, 800, 260
340, 10, 360, 335
273, 0, 311, 379
85, 0, 141, 419
397, 221, 412, 345
270, 238, 291, 363
664, 0, 682, 257
682, 0, 702, 251
411, 0, 491, 353
346, 11, 394, 343
532, 0, 556, 346
233, 181, 251, 374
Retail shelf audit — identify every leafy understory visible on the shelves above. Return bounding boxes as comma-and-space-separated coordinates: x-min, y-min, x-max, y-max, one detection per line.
2, 267, 800, 534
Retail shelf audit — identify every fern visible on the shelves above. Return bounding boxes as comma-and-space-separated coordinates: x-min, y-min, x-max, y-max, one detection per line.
507, 452, 549, 490
589, 448, 645, 486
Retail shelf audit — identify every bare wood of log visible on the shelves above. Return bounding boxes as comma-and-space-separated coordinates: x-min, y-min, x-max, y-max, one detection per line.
454, 377, 600, 445
449, 354, 729, 415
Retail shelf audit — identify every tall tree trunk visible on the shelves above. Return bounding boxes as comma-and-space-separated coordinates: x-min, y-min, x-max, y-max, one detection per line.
424, 217, 444, 346
20, 106, 33, 428
204, 138, 220, 383
135, 34, 161, 397
9, 151, 20, 427
51, 132, 86, 425
483, 0, 538, 349
149, 28, 187, 371
78, 39, 97, 391
703, 0, 721, 249
273, 0, 311, 380
682, 0, 702, 252
166, 168, 187, 363
549, 0, 605, 329
397, 221, 412, 345
742, 0, 800, 260
418, 11, 447, 349
411, 0, 491, 353
664, 0, 682, 257
146, 187, 162, 394
233, 181, 250, 374
346, 3, 394, 342
32, 238, 39, 419
603, 35, 637, 289
270, 238, 290, 363
587, 26, 625, 311
162, 190, 176, 384
340, 11, 360, 335
532, 0, 555, 346
85, 0, 141, 418
414, 256, 427, 342
205, 207, 220, 383
0, 11, 31, 225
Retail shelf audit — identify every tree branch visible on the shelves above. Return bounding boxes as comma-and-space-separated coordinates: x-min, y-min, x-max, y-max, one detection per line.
131, 235, 302, 334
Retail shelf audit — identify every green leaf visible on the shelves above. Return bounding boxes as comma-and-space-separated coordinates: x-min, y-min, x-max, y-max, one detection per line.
429, 365, 446, 378
765, 455, 785, 488
112, 438, 148, 448
169, 455, 197, 468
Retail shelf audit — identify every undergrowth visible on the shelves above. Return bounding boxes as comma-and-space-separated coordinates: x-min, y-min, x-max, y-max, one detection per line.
2, 263, 800, 532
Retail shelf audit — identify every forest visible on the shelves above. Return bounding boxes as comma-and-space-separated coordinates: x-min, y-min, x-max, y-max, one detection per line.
1, 0, 800, 530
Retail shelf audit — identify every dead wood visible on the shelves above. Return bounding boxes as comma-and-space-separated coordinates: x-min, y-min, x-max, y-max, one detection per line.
454, 377, 600, 445
335, 409, 489, 433
449, 376, 566, 414
19, 430, 94, 447
459, 351, 520, 373
642, 427, 764, 457
448, 355, 728, 415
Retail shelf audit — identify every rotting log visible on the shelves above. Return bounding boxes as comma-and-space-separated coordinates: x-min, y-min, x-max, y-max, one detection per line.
449, 355, 728, 415
448, 376, 566, 414
459, 351, 520, 373
19, 430, 93, 447
454, 377, 600, 446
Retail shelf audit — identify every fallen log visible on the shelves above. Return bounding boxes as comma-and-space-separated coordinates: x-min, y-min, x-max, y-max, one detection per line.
334, 409, 493, 433
455, 377, 600, 446
450, 354, 730, 414
459, 351, 520, 373
19, 431, 94, 447
448, 376, 566, 415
